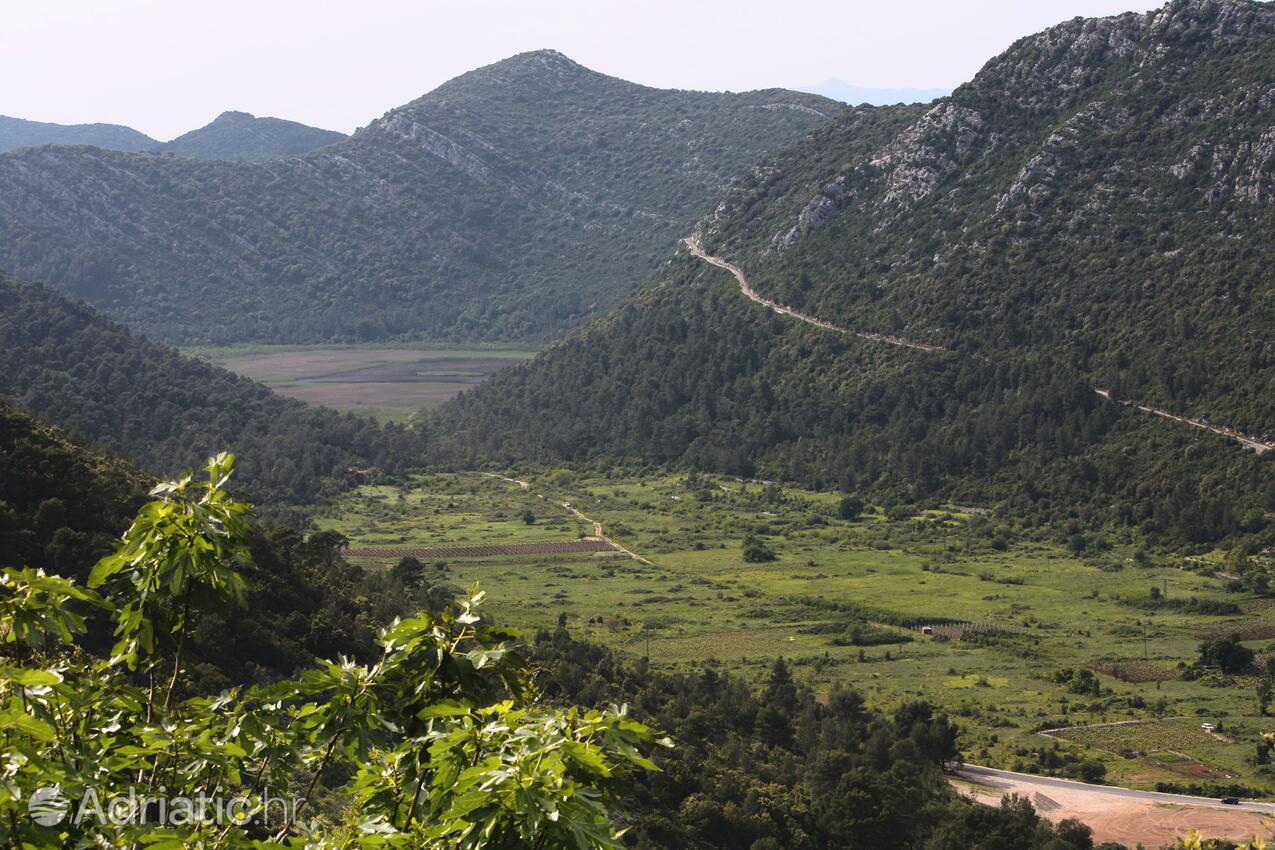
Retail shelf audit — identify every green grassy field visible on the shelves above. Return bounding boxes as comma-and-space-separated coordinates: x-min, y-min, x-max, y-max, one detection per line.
319, 469, 1275, 793
185, 343, 536, 421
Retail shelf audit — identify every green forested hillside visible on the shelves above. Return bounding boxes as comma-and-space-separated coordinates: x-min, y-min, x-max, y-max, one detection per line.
698, 0, 1275, 435
0, 275, 423, 505
0, 401, 148, 577
156, 110, 345, 160
434, 254, 1273, 544
0, 51, 836, 344
531, 632, 1101, 850
0, 114, 157, 153
433, 0, 1275, 545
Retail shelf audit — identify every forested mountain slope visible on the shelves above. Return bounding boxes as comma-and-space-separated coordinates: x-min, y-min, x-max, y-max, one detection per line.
530, 633, 1099, 850
0, 401, 148, 576
0, 275, 423, 506
698, 0, 1275, 435
434, 0, 1275, 545
156, 110, 346, 160
0, 114, 157, 153
0, 51, 836, 344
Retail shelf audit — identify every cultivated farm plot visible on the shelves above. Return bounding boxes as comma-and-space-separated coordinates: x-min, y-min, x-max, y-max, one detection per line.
1196, 617, 1275, 641
1093, 660, 1181, 683
186, 343, 535, 421
1048, 719, 1241, 779
1049, 718, 1220, 753
346, 539, 617, 564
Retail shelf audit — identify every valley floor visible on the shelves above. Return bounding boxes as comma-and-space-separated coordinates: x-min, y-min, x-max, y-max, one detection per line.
318, 468, 1275, 809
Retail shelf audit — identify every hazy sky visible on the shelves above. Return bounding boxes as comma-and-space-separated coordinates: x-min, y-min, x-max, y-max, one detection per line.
3, 0, 1158, 140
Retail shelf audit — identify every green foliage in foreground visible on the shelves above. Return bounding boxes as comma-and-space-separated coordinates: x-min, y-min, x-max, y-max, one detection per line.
0, 454, 661, 848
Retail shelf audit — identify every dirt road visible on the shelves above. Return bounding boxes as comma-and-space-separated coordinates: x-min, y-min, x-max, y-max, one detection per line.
955, 765, 1274, 847
681, 234, 945, 352
683, 234, 1271, 455
1094, 390, 1272, 455
481, 472, 530, 489
562, 502, 652, 565
478, 472, 652, 564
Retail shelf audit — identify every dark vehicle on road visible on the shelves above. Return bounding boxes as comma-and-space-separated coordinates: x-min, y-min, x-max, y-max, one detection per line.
1221, 797, 1240, 805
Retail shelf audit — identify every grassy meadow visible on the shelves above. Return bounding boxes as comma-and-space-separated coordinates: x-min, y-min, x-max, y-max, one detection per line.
318, 469, 1275, 793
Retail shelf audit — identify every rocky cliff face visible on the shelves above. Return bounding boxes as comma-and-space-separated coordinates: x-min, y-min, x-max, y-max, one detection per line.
718, 0, 1273, 258
690, 0, 1274, 437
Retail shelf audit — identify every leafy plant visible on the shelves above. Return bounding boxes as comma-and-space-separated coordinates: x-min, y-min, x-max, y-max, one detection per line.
0, 453, 663, 848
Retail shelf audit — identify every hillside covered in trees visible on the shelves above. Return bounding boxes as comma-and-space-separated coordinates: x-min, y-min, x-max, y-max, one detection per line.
0, 401, 148, 577
0, 404, 453, 687
0, 51, 836, 344
0, 274, 423, 506
695, 0, 1275, 437
433, 0, 1275, 546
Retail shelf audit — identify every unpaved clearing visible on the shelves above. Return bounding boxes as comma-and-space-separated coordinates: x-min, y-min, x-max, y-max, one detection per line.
954, 766, 1274, 847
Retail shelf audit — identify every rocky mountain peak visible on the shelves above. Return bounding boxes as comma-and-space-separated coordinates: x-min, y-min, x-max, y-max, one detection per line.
510, 48, 584, 69
961, 0, 1273, 112
210, 110, 256, 123
1150, 0, 1274, 43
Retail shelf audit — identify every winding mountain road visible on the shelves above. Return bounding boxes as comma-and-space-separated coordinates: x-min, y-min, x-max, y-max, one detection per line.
681, 235, 945, 352
1094, 390, 1272, 455
683, 234, 1271, 455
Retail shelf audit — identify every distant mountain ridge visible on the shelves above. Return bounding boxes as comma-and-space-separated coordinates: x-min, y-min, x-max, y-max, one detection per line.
0, 111, 345, 160
0, 114, 157, 153
155, 111, 346, 160
0, 50, 839, 343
